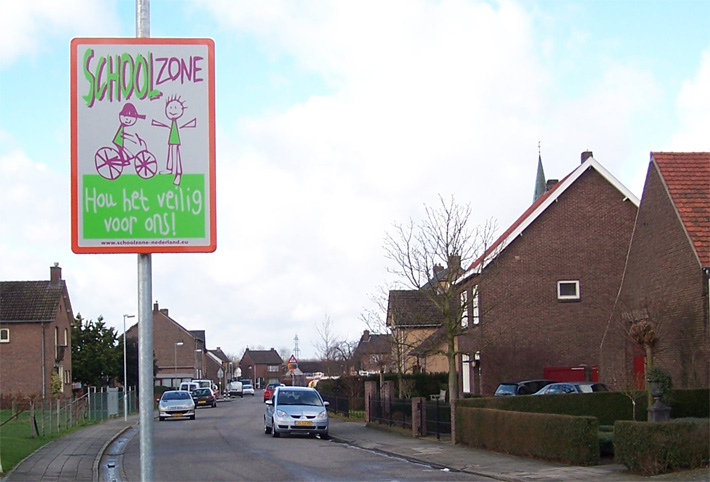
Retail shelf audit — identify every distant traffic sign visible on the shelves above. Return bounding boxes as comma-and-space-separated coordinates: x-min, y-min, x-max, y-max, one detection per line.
70, 38, 216, 253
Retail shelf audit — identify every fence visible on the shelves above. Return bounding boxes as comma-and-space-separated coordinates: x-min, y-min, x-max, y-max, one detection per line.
425, 398, 451, 439
368, 395, 451, 440
1, 387, 137, 438
321, 392, 349, 417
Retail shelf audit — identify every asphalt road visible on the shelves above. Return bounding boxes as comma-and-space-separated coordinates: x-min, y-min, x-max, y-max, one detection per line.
120, 393, 487, 481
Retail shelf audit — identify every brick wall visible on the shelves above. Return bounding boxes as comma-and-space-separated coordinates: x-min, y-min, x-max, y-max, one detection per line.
462, 168, 638, 395
601, 162, 709, 388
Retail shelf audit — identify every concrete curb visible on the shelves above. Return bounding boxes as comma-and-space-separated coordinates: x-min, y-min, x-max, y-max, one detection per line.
92, 421, 138, 482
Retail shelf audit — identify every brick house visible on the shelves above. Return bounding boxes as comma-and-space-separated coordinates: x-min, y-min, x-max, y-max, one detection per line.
456, 152, 639, 396
387, 290, 448, 374
206, 347, 230, 393
600, 152, 710, 389
239, 348, 283, 388
0, 264, 74, 400
126, 301, 206, 388
352, 330, 393, 375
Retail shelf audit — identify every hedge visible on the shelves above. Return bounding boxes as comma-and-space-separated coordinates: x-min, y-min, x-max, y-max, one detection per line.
456, 407, 599, 466
614, 418, 710, 475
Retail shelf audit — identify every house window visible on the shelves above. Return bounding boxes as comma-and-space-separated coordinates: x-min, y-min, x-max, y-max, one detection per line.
267, 365, 279, 372
462, 354, 471, 393
472, 291, 480, 324
0, 328, 9, 343
460, 290, 469, 328
557, 280, 580, 300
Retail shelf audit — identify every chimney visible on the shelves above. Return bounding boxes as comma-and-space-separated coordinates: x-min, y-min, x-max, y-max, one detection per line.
50, 262, 61, 286
448, 255, 461, 272
154, 301, 159, 311
362, 330, 370, 341
546, 179, 558, 192
581, 151, 593, 164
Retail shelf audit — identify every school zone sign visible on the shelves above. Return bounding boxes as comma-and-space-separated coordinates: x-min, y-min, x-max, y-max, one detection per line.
71, 38, 216, 253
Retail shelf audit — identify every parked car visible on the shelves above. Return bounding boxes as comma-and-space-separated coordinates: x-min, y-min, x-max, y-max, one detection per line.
263, 382, 283, 401
191, 388, 217, 408
533, 382, 610, 395
158, 390, 195, 421
228, 379, 243, 398
179, 381, 199, 392
243, 383, 255, 396
264, 386, 329, 438
494, 379, 557, 396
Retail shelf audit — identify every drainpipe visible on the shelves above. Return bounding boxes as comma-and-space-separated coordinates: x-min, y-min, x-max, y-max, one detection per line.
41, 323, 46, 399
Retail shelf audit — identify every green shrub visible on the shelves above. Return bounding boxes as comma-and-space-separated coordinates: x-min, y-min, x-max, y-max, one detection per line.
456, 389, 709, 425
457, 407, 599, 466
614, 418, 710, 475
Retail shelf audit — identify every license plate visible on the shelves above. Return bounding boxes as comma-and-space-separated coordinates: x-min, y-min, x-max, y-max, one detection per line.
198, 401, 206, 404
295, 420, 313, 426
171, 413, 183, 417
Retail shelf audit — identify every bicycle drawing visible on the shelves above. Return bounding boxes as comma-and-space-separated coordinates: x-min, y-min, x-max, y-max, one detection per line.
94, 103, 158, 180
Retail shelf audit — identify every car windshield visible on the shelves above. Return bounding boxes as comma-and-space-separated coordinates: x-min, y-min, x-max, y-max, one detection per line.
277, 390, 323, 406
494, 385, 516, 395
163, 391, 191, 401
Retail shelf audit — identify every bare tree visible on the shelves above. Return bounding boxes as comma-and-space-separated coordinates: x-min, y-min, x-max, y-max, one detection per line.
314, 315, 349, 375
384, 195, 497, 401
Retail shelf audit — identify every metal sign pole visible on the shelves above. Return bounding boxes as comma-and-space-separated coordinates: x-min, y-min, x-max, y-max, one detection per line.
136, 2, 154, 481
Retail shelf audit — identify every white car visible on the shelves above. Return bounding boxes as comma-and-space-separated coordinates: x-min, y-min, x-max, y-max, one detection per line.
158, 390, 195, 421
243, 383, 255, 396
264, 386, 329, 438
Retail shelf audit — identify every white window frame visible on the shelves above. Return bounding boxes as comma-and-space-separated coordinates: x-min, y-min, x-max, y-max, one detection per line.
267, 365, 279, 372
460, 290, 469, 328
557, 280, 580, 300
472, 291, 480, 324
0, 328, 9, 343
461, 354, 471, 393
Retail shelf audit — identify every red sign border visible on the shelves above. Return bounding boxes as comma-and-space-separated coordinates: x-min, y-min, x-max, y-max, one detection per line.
70, 37, 216, 254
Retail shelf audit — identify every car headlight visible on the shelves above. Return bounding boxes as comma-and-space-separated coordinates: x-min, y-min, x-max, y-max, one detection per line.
315, 410, 327, 420
276, 410, 288, 418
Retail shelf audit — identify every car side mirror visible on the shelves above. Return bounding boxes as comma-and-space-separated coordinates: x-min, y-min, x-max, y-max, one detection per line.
265, 399, 273, 405
323, 401, 329, 406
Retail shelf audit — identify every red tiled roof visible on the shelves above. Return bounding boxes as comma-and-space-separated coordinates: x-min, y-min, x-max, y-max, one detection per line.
652, 152, 710, 267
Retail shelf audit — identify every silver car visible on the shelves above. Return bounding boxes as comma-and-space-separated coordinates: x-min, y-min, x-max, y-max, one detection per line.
533, 382, 610, 395
158, 390, 196, 421
264, 386, 329, 438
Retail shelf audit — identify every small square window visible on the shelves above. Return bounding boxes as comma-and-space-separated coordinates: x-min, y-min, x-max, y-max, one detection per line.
0, 328, 8, 343
557, 280, 580, 300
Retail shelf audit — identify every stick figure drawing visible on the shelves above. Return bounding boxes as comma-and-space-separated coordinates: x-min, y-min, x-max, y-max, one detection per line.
151, 94, 196, 185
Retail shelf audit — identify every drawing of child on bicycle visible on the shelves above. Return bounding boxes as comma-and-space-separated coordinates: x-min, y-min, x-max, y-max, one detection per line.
95, 102, 158, 181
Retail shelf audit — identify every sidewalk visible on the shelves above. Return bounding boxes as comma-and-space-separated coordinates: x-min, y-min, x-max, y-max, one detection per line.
2, 414, 707, 481
2, 415, 137, 482
328, 418, 710, 482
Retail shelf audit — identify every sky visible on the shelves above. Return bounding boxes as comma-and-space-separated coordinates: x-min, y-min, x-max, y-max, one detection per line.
1, 0, 709, 361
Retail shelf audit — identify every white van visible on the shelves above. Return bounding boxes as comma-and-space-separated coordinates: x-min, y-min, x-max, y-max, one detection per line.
179, 381, 199, 392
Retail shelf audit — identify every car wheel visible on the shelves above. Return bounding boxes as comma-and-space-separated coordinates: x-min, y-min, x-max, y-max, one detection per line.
159, 416, 165, 421
271, 419, 280, 438
320, 432, 329, 440
264, 421, 272, 434
190, 415, 195, 420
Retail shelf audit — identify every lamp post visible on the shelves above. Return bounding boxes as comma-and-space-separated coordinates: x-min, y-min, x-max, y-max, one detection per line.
123, 314, 135, 422
174, 342, 184, 387
474, 351, 482, 396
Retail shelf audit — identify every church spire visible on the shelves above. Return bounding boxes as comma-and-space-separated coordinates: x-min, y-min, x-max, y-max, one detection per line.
533, 142, 546, 203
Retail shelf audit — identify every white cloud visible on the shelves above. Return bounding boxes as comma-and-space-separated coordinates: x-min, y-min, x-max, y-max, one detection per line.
672, 49, 710, 150
0, 0, 118, 68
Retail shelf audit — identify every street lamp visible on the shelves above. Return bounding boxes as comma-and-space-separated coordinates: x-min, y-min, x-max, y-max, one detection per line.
174, 342, 184, 387
122, 314, 135, 422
